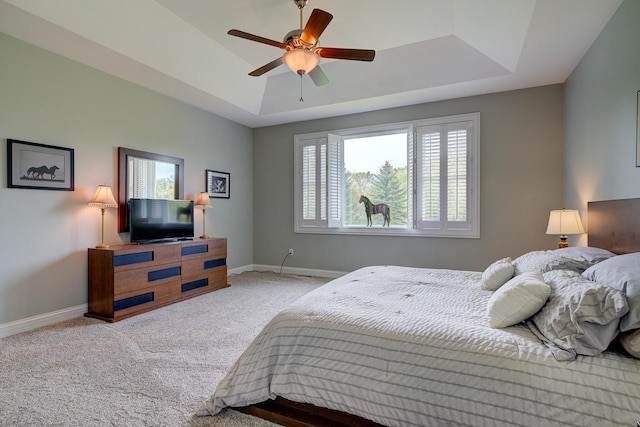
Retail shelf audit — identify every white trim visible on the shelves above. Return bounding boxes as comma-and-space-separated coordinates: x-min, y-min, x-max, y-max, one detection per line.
0, 304, 87, 339
250, 264, 346, 279
294, 113, 480, 238
227, 264, 255, 275
292, 226, 480, 238
0, 266, 344, 338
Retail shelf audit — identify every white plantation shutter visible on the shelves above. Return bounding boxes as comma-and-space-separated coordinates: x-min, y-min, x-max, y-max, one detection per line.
128, 158, 157, 199
446, 124, 470, 226
327, 133, 343, 228
295, 136, 327, 228
407, 129, 415, 227
301, 144, 317, 221
417, 125, 441, 229
294, 113, 478, 237
320, 143, 327, 221
415, 114, 479, 236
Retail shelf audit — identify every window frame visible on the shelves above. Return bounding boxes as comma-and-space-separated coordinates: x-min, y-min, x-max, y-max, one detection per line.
294, 113, 480, 238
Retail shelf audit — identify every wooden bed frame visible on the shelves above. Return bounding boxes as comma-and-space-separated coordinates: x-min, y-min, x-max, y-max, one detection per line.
587, 198, 640, 254
233, 198, 640, 427
236, 397, 383, 427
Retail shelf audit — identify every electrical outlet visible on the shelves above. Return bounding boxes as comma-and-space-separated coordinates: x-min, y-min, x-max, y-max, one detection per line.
288, 248, 294, 256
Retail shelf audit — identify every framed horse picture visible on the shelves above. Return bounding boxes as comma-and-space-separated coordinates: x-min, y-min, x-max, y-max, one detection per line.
7, 139, 75, 191
205, 169, 230, 199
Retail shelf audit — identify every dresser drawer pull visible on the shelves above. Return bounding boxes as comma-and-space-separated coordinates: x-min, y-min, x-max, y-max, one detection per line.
114, 292, 154, 311
182, 278, 208, 293
204, 258, 226, 270
113, 251, 153, 267
181, 244, 208, 256
148, 266, 181, 282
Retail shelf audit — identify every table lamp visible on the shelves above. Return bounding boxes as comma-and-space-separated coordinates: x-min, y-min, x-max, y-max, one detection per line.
546, 209, 585, 248
195, 192, 213, 239
89, 184, 118, 248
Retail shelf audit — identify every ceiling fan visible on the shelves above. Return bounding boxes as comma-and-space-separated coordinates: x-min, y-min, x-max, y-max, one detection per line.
228, 0, 375, 90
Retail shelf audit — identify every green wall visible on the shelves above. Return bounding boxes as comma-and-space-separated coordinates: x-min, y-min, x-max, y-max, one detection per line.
0, 33, 253, 325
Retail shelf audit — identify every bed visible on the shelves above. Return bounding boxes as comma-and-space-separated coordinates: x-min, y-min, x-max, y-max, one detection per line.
198, 199, 640, 426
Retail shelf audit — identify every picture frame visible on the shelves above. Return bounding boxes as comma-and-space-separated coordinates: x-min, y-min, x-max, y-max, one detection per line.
7, 139, 74, 191
206, 169, 230, 199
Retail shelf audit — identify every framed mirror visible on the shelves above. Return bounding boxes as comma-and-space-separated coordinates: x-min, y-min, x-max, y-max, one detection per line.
118, 147, 185, 232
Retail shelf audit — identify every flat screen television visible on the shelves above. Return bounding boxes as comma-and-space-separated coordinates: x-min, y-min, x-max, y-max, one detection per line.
129, 198, 194, 243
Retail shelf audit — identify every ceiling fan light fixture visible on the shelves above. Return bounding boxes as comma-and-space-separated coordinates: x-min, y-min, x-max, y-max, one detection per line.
283, 49, 319, 75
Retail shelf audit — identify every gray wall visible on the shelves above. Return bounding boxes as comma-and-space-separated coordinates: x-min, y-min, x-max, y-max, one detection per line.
565, 0, 640, 245
253, 85, 565, 273
0, 33, 253, 325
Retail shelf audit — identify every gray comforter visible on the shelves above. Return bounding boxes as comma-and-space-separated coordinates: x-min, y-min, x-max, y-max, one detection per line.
198, 266, 640, 426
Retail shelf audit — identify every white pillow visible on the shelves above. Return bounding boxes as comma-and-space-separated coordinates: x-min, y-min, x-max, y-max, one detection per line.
618, 329, 640, 359
481, 257, 514, 291
582, 252, 640, 332
487, 271, 551, 328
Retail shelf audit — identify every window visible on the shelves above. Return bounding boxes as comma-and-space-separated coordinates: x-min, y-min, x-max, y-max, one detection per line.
128, 158, 176, 200
294, 112, 479, 237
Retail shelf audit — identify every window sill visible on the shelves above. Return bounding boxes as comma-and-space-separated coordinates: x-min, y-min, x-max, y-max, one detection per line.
294, 226, 480, 238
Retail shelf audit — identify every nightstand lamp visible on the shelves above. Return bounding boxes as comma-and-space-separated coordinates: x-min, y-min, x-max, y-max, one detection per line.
546, 209, 585, 248
195, 192, 212, 239
88, 184, 118, 248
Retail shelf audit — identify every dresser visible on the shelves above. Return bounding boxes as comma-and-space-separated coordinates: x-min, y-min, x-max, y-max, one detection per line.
86, 238, 228, 322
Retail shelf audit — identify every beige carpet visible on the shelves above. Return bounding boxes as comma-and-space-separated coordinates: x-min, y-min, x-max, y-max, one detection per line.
0, 271, 329, 426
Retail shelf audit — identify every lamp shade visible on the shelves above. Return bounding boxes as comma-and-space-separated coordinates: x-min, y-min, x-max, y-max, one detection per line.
88, 184, 117, 208
283, 49, 320, 75
195, 192, 212, 209
546, 209, 585, 235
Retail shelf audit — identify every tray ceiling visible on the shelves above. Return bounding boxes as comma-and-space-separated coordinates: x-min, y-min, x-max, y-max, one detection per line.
0, 0, 622, 127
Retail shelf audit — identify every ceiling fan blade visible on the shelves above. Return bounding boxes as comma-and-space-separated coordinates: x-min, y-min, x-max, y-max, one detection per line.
248, 57, 284, 76
300, 9, 333, 46
316, 47, 376, 62
228, 29, 288, 50
309, 66, 329, 86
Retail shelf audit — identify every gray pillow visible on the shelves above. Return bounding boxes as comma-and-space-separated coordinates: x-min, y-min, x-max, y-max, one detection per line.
526, 270, 628, 361
582, 252, 640, 332
512, 250, 594, 276
553, 246, 615, 264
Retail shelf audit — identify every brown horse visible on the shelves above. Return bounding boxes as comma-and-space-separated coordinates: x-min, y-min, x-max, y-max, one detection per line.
359, 195, 390, 226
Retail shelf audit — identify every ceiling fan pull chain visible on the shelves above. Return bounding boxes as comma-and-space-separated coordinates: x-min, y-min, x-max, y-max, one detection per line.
299, 73, 304, 102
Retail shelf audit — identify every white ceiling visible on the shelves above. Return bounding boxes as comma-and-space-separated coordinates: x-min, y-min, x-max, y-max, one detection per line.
0, 0, 622, 128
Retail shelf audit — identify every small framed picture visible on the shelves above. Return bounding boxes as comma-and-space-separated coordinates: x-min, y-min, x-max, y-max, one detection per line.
7, 139, 75, 191
206, 169, 230, 199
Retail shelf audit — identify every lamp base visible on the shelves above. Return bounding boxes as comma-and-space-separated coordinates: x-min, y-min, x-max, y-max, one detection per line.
200, 234, 209, 239
558, 235, 569, 249
96, 242, 110, 249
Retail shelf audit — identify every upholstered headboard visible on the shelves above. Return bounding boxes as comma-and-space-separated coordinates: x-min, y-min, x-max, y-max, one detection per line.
588, 198, 640, 254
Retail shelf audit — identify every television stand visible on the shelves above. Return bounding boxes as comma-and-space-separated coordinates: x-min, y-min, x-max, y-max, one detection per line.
86, 238, 228, 322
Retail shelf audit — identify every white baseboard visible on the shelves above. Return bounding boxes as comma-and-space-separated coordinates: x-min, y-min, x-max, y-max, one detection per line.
250, 264, 346, 279
0, 304, 87, 339
0, 266, 345, 339
227, 264, 256, 275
